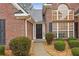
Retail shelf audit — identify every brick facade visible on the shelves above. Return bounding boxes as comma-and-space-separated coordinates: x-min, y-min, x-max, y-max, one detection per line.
0, 3, 30, 49
44, 3, 79, 38
27, 21, 33, 40
0, 3, 79, 49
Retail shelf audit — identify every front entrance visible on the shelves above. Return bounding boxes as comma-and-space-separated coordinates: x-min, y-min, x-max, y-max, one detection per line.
36, 24, 42, 39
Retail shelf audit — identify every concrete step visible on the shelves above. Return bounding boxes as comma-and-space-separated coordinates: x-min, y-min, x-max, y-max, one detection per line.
33, 39, 46, 43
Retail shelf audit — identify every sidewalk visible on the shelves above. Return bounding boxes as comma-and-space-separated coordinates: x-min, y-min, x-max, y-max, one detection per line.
33, 42, 49, 56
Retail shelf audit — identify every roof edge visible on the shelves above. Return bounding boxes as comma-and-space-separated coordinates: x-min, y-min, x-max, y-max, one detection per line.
12, 3, 29, 16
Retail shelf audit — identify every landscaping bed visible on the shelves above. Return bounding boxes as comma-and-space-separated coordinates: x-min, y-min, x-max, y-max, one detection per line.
45, 37, 79, 56
5, 36, 34, 56
68, 40, 79, 48
45, 40, 72, 56
5, 40, 34, 56
54, 40, 65, 51
71, 47, 79, 56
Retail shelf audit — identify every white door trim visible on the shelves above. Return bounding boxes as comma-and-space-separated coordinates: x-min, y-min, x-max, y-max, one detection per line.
33, 23, 36, 40
33, 23, 45, 40
42, 23, 45, 39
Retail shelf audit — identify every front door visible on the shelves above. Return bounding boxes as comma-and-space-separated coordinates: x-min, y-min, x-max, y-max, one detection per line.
0, 20, 5, 44
36, 24, 42, 39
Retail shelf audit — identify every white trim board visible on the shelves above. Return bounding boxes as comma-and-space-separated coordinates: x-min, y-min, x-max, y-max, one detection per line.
14, 13, 29, 16
12, 3, 29, 16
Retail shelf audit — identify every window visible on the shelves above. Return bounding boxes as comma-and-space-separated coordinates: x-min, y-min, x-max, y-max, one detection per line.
69, 10, 74, 20
58, 22, 68, 38
52, 23, 57, 31
69, 15, 73, 20
59, 31, 68, 38
51, 22, 74, 38
52, 10, 57, 20
69, 22, 74, 37
52, 23, 57, 38
58, 11, 62, 20
52, 10, 74, 21
0, 20, 5, 44
51, 10, 74, 38
59, 22, 67, 31
49, 23, 52, 32
69, 22, 73, 31
53, 31, 57, 38
69, 31, 73, 37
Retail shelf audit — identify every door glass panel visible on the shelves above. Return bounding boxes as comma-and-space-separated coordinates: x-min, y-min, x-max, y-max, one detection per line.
36, 24, 42, 39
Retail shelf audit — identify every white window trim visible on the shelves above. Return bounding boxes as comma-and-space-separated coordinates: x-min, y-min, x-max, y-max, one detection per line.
73, 22, 75, 37
67, 10, 69, 20
57, 23, 59, 38
67, 10, 69, 38
57, 10, 58, 20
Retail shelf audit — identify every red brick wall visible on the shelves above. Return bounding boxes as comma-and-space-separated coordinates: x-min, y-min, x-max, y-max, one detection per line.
0, 3, 25, 49
50, 3, 79, 11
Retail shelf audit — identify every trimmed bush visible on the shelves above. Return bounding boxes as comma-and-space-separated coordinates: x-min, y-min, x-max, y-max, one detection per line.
45, 32, 53, 45
68, 40, 79, 48
54, 40, 65, 51
0, 45, 5, 55
68, 37, 76, 40
9, 36, 31, 56
71, 47, 79, 56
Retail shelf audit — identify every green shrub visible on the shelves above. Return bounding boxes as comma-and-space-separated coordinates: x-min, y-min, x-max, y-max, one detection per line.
71, 47, 79, 56
68, 40, 79, 48
45, 32, 53, 45
0, 45, 5, 55
68, 37, 76, 40
9, 36, 31, 56
56, 38, 64, 41
54, 40, 65, 51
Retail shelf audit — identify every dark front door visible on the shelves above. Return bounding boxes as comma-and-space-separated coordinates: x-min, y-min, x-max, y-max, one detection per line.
75, 22, 78, 38
0, 20, 5, 44
36, 24, 42, 39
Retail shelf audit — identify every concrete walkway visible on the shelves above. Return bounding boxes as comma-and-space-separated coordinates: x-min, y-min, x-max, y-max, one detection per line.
33, 42, 49, 56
